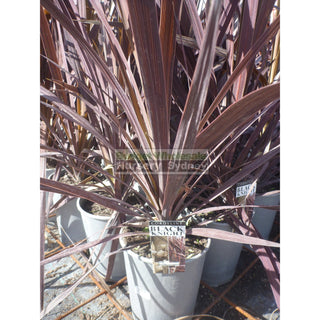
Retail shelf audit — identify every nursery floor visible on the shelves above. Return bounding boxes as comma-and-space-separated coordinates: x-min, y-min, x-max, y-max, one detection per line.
42, 217, 280, 320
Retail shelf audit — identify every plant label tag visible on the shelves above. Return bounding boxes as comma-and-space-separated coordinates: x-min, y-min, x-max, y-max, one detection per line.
149, 221, 186, 274
236, 181, 257, 198
235, 179, 257, 224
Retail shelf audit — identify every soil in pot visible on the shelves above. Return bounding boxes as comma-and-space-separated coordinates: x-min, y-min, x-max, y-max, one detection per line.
81, 200, 114, 217
124, 226, 207, 259
121, 226, 209, 320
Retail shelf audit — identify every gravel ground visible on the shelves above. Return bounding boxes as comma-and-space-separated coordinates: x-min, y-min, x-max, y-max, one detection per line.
42, 215, 279, 320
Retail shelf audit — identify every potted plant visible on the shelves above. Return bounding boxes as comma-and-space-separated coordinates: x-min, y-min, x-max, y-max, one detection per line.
41, 13, 96, 244
40, 0, 280, 318
40, 0, 153, 282
76, 194, 127, 280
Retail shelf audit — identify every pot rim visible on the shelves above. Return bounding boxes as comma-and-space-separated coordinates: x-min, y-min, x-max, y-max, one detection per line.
256, 190, 280, 198
76, 197, 112, 222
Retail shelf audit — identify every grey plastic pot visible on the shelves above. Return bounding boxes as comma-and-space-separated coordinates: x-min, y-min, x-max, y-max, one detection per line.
48, 171, 91, 246
120, 235, 210, 320
252, 190, 280, 240
201, 221, 242, 287
56, 198, 86, 246
77, 198, 126, 281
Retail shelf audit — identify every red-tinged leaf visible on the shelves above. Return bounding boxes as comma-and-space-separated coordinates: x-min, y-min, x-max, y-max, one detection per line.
253, 0, 276, 42
171, 103, 275, 218
250, 111, 280, 159
50, 73, 134, 148
77, 0, 86, 19
40, 6, 68, 104
159, 0, 181, 126
196, 146, 279, 211
125, 0, 169, 152
184, 0, 204, 46
89, 0, 154, 150
40, 144, 160, 217
124, 0, 174, 205
40, 112, 72, 165
178, 204, 280, 221
216, 0, 239, 46
188, 228, 279, 247
41, 0, 150, 150
184, 0, 218, 100
196, 83, 280, 150
40, 178, 147, 217
55, 0, 105, 103
41, 87, 115, 152
234, 101, 279, 166
162, 0, 222, 218
230, 0, 275, 109
232, 0, 259, 101
200, 15, 280, 128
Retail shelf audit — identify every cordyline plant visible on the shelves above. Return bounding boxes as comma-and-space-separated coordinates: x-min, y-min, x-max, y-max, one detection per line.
40, 0, 280, 316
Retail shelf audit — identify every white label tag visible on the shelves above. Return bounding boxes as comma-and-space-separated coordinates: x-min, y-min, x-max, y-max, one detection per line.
236, 183, 257, 198
149, 224, 186, 237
